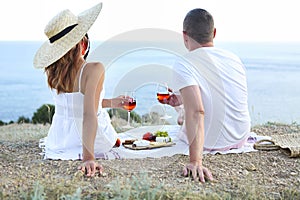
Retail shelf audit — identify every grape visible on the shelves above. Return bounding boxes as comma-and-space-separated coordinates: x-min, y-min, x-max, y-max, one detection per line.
155, 131, 168, 137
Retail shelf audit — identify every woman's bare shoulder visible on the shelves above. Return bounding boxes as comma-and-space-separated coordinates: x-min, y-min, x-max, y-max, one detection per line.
85, 62, 104, 73
83, 62, 105, 80
81, 62, 105, 94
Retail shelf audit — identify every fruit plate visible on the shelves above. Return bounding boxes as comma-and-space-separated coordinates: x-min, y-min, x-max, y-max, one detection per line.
123, 141, 176, 150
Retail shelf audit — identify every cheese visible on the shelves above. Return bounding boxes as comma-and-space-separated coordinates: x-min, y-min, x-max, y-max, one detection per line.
132, 140, 150, 147
155, 137, 171, 143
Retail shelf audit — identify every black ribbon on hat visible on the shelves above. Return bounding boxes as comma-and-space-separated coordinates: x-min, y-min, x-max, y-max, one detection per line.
83, 33, 90, 60
49, 24, 78, 43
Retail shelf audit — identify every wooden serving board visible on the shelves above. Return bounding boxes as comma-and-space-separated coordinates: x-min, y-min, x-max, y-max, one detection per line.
123, 142, 176, 150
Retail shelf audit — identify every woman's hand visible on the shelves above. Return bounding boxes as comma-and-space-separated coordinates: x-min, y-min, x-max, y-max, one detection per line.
104, 95, 129, 109
112, 95, 125, 109
78, 160, 103, 177
182, 162, 213, 183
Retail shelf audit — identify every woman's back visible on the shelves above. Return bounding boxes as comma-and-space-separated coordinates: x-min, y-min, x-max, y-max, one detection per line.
43, 63, 116, 160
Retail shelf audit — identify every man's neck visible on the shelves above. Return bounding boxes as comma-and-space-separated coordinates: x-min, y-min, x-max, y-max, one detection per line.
200, 42, 214, 47
188, 41, 214, 51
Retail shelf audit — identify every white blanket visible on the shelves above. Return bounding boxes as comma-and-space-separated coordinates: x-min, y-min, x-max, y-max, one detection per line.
95, 125, 271, 160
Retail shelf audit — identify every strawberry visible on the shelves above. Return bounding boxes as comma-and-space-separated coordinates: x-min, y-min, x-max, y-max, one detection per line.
114, 138, 121, 147
142, 132, 156, 141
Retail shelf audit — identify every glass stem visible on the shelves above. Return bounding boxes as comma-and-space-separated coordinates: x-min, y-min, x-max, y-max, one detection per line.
127, 111, 131, 126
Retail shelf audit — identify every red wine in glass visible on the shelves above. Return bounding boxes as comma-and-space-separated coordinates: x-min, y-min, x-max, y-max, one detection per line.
122, 92, 136, 128
156, 83, 172, 119
157, 93, 170, 101
123, 100, 136, 112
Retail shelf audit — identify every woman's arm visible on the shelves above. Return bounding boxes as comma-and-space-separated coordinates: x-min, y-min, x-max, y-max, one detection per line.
79, 62, 105, 176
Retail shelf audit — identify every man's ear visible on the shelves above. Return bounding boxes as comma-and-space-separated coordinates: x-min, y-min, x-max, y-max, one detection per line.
213, 28, 216, 39
183, 31, 189, 42
182, 31, 190, 49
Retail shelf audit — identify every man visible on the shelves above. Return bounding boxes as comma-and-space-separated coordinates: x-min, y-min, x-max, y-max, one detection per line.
162, 8, 251, 182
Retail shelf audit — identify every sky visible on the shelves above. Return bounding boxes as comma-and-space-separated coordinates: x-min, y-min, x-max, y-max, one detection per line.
0, 0, 300, 42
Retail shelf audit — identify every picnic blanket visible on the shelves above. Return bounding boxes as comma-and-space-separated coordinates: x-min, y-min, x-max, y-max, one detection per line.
96, 125, 270, 160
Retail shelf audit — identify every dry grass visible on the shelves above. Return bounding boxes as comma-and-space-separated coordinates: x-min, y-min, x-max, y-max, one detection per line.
0, 122, 300, 199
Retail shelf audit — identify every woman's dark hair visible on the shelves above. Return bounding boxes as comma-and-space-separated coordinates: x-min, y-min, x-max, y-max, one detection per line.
45, 36, 88, 94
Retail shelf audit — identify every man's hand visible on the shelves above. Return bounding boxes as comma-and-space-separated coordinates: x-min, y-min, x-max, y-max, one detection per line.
182, 162, 213, 183
158, 93, 182, 107
78, 160, 103, 177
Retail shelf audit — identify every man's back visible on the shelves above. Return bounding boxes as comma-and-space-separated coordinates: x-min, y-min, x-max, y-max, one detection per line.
173, 47, 251, 150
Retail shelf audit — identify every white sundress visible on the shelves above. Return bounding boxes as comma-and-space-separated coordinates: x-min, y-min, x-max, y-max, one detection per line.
42, 63, 117, 160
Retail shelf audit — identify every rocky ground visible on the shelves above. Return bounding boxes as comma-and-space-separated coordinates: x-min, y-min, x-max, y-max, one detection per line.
0, 122, 299, 199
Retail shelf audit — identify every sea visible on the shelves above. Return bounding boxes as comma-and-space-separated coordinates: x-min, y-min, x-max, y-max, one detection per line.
1, 40, 300, 125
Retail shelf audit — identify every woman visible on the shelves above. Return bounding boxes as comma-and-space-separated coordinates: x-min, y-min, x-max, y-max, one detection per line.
34, 3, 123, 176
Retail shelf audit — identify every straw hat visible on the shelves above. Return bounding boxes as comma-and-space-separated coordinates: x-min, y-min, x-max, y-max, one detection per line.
33, 2, 102, 69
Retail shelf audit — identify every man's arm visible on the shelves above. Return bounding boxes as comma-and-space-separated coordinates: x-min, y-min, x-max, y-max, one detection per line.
180, 85, 204, 164
180, 85, 213, 182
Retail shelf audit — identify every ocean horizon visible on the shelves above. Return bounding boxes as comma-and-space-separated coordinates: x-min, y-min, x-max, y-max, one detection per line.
1, 41, 300, 125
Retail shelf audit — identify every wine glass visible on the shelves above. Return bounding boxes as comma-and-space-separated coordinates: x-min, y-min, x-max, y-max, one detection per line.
122, 91, 137, 129
156, 83, 172, 119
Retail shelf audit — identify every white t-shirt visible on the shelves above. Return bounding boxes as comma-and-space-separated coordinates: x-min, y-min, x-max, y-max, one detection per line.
171, 47, 251, 150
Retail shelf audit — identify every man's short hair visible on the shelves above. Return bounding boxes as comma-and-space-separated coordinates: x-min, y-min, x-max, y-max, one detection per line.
183, 8, 214, 44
